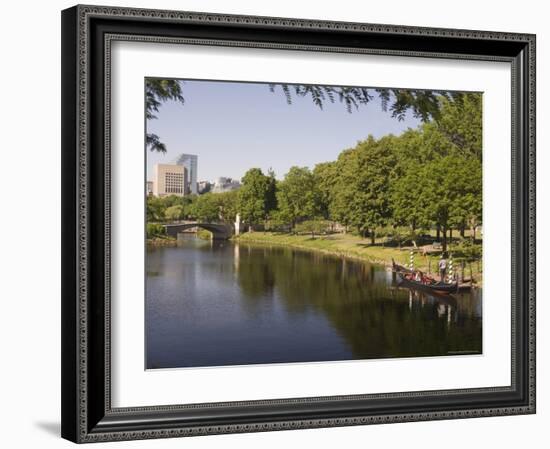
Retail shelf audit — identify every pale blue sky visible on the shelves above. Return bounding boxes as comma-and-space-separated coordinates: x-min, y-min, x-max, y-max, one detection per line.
146, 80, 422, 182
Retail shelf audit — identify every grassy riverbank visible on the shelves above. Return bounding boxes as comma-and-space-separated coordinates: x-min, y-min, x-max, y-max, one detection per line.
146, 235, 176, 246
235, 232, 482, 282
147, 229, 211, 246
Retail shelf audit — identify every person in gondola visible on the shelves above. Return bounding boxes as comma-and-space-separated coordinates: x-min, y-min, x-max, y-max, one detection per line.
438, 255, 447, 282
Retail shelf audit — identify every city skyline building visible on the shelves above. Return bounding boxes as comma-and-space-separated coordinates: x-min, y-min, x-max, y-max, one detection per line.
153, 163, 187, 197
173, 153, 198, 194
197, 180, 212, 194
211, 176, 241, 193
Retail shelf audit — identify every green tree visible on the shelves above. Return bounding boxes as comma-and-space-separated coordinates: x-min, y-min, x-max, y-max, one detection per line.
269, 84, 456, 122
161, 194, 184, 208
178, 195, 197, 220
239, 168, 275, 229
145, 79, 184, 152
146, 223, 166, 238
146, 196, 166, 222
389, 93, 482, 241
265, 209, 291, 232
145, 90, 483, 250
216, 190, 239, 223
190, 193, 219, 222
313, 161, 337, 219
145, 79, 472, 155
448, 157, 482, 241
390, 161, 431, 230
294, 218, 330, 239
277, 167, 317, 229
421, 155, 481, 252
329, 136, 396, 243
436, 93, 482, 160
326, 150, 355, 232
265, 168, 278, 214
165, 205, 185, 222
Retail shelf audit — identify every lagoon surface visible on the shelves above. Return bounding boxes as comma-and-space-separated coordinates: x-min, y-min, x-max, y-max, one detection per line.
146, 235, 482, 369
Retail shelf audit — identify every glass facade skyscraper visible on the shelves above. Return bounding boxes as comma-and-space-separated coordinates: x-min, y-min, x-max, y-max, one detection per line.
173, 153, 198, 194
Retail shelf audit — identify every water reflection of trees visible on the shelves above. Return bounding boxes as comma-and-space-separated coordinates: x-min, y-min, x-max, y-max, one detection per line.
233, 243, 482, 359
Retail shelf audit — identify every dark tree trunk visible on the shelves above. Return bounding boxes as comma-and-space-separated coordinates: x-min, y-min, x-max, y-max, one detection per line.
436, 224, 441, 240
371, 230, 376, 245
460, 226, 465, 238
449, 228, 453, 243
442, 225, 448, 253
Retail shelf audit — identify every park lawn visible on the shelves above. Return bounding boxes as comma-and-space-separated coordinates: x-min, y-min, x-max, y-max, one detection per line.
235, 232, 482, 281
237, 231, 410, 266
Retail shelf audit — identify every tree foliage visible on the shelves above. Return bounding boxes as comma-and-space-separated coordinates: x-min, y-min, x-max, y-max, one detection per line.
189, 193, 219, 222
276, 167, 318, 229
146, 223, 166, 238
313, 162, 337, 220
296, 92, 481, 250
145, 91, 482, 254
164, 205, 185, 222
145, 79, 185, 152
146, 79, 184, 120
145, 78, 477, 154
268, 84, 466, 122
323, 136, 397, 243
216, 190, 239, 223
436, 94, 482, 159
238, 168, 277, 227
294, 218, 330, 239
146, 196, 166, 222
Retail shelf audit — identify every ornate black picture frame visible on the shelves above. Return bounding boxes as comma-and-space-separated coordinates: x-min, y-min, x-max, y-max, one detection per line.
61, 4, 536, 443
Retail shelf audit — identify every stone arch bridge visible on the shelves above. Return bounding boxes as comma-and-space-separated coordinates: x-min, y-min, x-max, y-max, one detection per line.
163, 222, 234, 240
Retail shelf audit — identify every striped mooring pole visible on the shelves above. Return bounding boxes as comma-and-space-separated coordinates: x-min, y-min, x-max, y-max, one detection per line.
409, 250, 414, 270
448, 253, 454, 280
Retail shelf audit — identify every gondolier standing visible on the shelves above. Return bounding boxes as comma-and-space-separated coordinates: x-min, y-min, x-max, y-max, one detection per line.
438, 255, 447, 282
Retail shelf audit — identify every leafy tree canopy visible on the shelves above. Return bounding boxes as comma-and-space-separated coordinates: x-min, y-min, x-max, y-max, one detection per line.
144, 78, 479, 154
145, 79, 184, 152
238, 168, 277, 226
268, 84, 466, 122
277, 167, 318, 229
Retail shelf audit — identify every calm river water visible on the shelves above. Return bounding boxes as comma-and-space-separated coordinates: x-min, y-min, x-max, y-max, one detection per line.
146, 235, 482, 369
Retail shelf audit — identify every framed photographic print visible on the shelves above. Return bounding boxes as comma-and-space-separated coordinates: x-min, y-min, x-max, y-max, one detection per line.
61, 4, 536, 443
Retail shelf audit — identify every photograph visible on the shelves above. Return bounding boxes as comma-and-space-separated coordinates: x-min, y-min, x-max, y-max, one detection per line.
144, 78, 483, 369
56, 2, 536, 444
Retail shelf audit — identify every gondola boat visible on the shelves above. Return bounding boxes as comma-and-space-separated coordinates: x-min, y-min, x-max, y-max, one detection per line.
391, 258, 414, 274
396, 272, 459, 294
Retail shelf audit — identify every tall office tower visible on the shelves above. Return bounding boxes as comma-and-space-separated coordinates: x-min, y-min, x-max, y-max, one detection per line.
152, 164, 187, 197
173, 153, 198, 194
